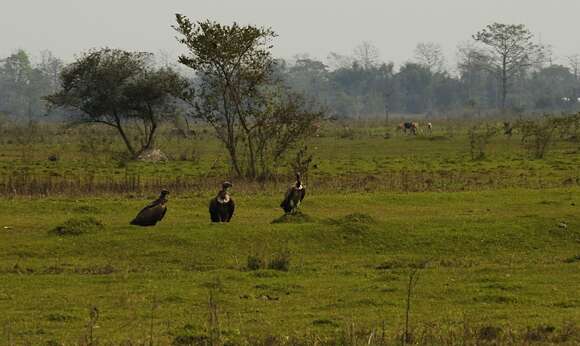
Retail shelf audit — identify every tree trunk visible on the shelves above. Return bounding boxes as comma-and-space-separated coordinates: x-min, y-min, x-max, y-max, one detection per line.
114, 117, 137, 158
227, 143, 242, 176
501, 56, 508, 112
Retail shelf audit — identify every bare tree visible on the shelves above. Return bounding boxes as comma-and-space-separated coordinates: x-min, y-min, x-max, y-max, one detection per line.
326, 52, 354, 70
415, 42, 446, 73
38, 50, 64, 94
567, 54, 580, 81
566, 54, 580, 102
456, 41, 492, 104
473, 23, 543, 111
353, 41, 380, 70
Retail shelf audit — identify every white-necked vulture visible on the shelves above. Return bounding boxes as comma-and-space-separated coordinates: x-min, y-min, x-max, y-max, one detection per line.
130, 190, 169, 226
209, 182, 235, 222
280, 173, 306, 214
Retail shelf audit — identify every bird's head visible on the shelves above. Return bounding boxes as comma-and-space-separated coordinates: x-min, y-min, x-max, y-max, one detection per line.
295, 173, 302, 186
222, 181, 233, 191
160, 189, 170, 198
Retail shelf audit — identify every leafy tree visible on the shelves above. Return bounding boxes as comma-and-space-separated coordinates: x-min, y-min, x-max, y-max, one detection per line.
45, 48, 187, 158
174, 14, 324, 179
0, 50, 33, 118
286, 58, 331, 101
397, 63, 432, 113
529, 65, 577, 110
473, 23, 543, 110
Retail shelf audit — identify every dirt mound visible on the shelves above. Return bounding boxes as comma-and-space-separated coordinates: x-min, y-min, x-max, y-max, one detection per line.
325, 213, 376, 234
137, 149, 168, 162
271, 211, 314, 224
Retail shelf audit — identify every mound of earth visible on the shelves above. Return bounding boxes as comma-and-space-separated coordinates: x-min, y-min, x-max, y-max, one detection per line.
50, 217, 104, 236
137, 149, 168, 162
325, 212, 376, 234
334, 213, 376, 225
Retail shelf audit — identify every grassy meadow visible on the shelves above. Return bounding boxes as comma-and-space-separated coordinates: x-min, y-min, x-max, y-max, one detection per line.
0, 118, 579, 345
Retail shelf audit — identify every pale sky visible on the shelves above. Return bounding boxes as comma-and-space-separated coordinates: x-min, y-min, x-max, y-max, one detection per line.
2, 0, 579, 68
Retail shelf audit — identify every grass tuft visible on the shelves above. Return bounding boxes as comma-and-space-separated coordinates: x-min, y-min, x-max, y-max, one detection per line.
50, 217, 104, 236
334, 212, 376, 225
325, 212, 376, 234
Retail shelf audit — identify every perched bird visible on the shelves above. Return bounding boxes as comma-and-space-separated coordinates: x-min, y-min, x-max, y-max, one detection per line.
209, 182, 235, 222
280, 173, 306, 214
130, 190, 169, 226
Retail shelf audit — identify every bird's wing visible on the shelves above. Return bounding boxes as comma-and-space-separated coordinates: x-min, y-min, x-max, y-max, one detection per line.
227, 199, 235, 221
138, 198, 161, 212
299, 187, 306, 202
131, 205, 156, 225
280, 188, 292, 208
158, 206, 167, 221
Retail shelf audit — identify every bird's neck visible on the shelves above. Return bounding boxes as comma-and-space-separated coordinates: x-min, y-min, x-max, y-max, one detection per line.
217, 190, 230, 203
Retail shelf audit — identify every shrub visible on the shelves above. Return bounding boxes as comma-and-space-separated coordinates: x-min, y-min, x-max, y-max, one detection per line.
247, 254, 265, 271
50, 217, 104, 236
517, 116, 563, 159
268, 252, 291, 272
467, 124, 498, 160
247, 251, 291, 272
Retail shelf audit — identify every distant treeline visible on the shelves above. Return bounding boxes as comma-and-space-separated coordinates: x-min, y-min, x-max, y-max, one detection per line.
1, 23, 580, 120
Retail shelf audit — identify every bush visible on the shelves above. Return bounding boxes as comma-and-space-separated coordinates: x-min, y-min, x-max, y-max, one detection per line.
468, 124, 498, 160
268, 252, 291, 272
246, 251, 291, 272
50, 217, 104, 236
247, 254, 265, 271
517, 116, 564, 159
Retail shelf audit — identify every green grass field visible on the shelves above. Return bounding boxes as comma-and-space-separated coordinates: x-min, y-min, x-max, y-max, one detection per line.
1, 189, 579, 344
0, 120, 579, 344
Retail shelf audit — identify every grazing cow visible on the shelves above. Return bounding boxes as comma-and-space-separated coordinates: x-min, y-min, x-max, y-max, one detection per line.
396, 122, 405, 134
209, 182, 235, 222
280, 173, 306, 214
411, 122, 419, 135
399, 122, 417, 135
130, 190, 169, 226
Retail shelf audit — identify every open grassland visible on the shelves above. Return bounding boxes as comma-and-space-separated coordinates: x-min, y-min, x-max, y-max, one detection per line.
0, 189, 579, 344
0, 118, 579, 196
0, 118, 580, 344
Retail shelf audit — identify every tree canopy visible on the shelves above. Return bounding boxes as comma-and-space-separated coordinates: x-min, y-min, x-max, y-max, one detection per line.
45, 48, 188, 158
174, 14, 324, 179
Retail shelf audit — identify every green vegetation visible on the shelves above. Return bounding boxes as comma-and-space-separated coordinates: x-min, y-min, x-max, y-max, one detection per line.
1, 117, 579, 195
50, 216, 104, 236
0, 118, 579, 344
0, 187, 579, 343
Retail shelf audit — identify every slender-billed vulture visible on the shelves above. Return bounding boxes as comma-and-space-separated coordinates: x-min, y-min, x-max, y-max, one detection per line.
280, 173, 306, 214
209, 182, 235, 222
130, 190, 169, 226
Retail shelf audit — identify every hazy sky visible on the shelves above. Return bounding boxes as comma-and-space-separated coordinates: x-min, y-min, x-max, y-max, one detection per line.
2, 0, 580, 68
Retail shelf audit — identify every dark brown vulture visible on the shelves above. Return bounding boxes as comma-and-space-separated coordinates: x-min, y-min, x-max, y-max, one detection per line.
280, 173, 306, 214
209, 182, 235, 222
130, 190, 169, 226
